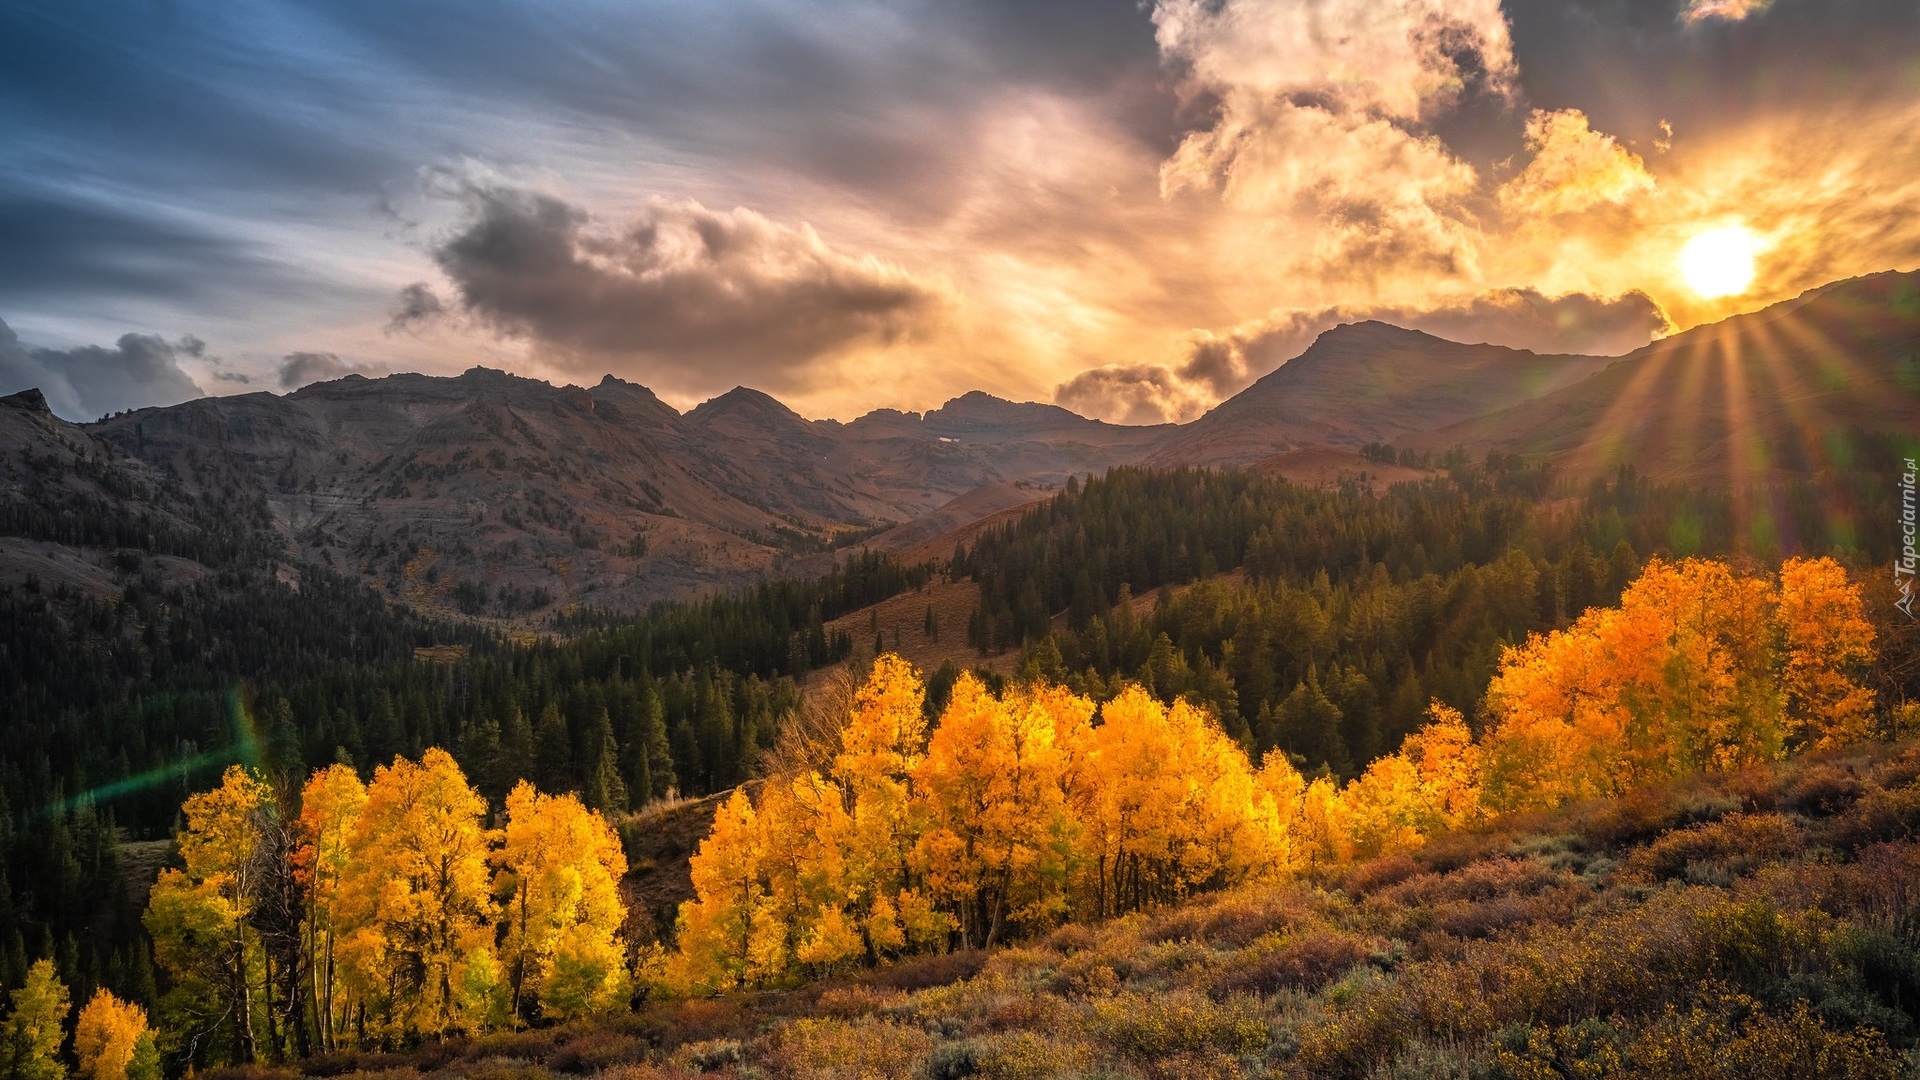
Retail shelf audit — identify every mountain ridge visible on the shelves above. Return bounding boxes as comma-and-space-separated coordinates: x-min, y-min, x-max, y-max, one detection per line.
4, 269, 1915, 619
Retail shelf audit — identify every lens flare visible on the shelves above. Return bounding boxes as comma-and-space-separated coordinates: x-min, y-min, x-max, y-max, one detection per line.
1680, 225, 1762, 299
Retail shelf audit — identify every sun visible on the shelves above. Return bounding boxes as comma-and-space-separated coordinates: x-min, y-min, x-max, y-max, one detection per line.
1679, 225, 1762, 299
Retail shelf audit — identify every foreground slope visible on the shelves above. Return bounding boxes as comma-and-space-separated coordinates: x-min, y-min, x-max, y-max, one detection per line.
211, 741, 1920, 1080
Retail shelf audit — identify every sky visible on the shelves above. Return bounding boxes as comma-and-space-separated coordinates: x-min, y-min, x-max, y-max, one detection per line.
2, 0, 1918, 424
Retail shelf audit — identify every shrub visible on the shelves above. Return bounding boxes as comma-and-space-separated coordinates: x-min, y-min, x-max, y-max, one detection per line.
1625, 813, 1805, 882
772, 1017, 934, 1079
1209, 931, 1367, 998
1087, 990, 1267, 1060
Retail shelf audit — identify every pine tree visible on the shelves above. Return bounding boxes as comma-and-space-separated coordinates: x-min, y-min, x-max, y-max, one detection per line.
532, 702, 574, 795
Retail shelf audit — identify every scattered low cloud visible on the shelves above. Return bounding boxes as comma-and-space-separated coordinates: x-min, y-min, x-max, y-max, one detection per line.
1680, 0, 1772, 25
427, 180, 953, 395
386, 282, 445, 332
278, 351, 388, 389
1055, 288, 1670, 423
0, 317, 205, 421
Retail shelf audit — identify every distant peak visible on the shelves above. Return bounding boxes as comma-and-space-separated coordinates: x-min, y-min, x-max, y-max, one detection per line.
688, 386, 806, 425
1, 387, 51, 414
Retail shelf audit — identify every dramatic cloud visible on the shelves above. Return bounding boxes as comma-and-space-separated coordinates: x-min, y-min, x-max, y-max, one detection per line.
1056, 363, 1211, 426
6, 0, 1920, 421
1498, 109, 1656, 218
0, 317, 204, 421
1055, 288, 1670, 423
1153, 0, 1516, 280
428, 182, 952, 395
278, 351, 388, 390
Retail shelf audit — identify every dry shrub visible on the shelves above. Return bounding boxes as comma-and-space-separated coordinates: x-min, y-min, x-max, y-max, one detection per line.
1833, 841, 1920, 931
1376, 856, 1576, 908
1088, 990, 1268, 1060
1624, 812, 1804, 883
770, 1017, 933, 1080
439, 1061, 559, 1080
1339, 852, 1419, 895
1141, 888, 1307, 949
1209, 930, 1366, 998
812, 984, 908, 1019
596, 1065, 691, 1080
652, 997, 755, 1049
1866, 745, 1920, 791
860, 949, 989, 992
1828, 781, 1920, 850
546, 1029, 647, 1073
1575, 782, 1740, 852
1040, 923, 1097, 955
982, 990, 1069, 1034
1782, 761, 1867, 815
1627, 994, 1903, 1080
973, 1031, 1093, 1080
1048, 951, 1123, 999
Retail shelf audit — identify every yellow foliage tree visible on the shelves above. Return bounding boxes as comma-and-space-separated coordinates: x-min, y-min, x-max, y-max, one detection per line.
4, 959, 70, 1080
664, 789, 765, 994
73, 990, 156, 1080
335, 749, 498, 1039
144, 764, 273, 1063
831, 655, 934, 959
914, 675, 1085, 946
495, 781, 631, 1022
293, 763, 366, 1052
1778, 556, 1877, 749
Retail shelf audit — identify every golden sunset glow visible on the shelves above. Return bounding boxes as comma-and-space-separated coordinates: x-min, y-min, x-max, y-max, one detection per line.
1679, 225, 1762, 300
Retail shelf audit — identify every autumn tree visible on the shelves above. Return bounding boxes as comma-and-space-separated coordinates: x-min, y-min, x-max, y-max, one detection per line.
3, 959, 69, 1080
661, 789, 764, 994
494, 782, 630, 1022
1778, 556, 1877, 749
292, 764, 366, 1052
144, 765, 273, 1064
830, 656, 936, 962
914, 676, 1086, 947
334, 749, 499, 1040
73, 990, 157, 1080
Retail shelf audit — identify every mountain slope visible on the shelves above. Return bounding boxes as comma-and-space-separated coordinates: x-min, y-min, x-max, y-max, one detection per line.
1421, 270, 1920, 481
1148, 321, 1616, 467
67, 370, 1170, 616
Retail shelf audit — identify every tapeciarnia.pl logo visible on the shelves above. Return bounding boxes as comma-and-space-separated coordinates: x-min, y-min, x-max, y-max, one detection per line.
1900, 456, 1917, 620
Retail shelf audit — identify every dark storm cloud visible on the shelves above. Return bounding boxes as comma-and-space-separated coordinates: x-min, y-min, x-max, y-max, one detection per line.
1056, 288, 1670, 424
428, 182, 950, 391
0, 317, 204, 421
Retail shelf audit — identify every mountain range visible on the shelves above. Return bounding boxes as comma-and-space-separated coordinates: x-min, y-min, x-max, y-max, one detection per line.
3, 270, 1915, 619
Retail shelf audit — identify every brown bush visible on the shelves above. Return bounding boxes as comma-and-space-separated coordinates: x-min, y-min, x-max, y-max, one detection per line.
1209, 930, 1366, 998
545, 1030, 649, 1073
1781, 761, 1866, 815
1340, 852, 1420, 895
1624, 812, 1804, 882
1040, 923, 1097, 955
1828, 782, 1920, 850
859, 948, 989, 992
